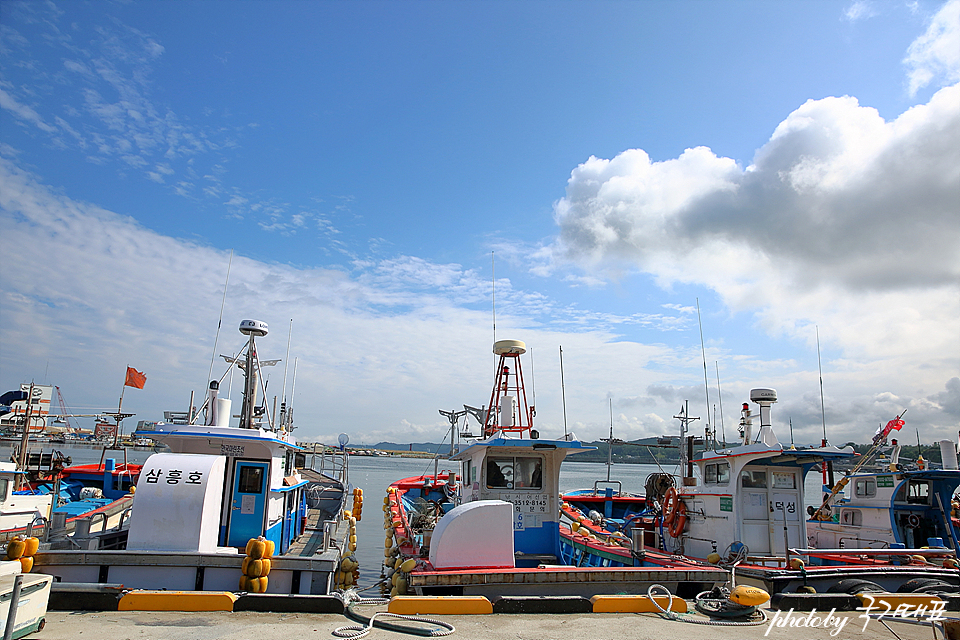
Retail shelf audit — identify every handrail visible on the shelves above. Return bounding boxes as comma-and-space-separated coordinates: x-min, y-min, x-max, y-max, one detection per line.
592, 480, 622, 496
790, 547, 956, 557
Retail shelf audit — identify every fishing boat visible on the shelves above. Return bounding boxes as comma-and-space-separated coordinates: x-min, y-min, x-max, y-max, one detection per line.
0, 463, 53, 536
805, 434, 960, 572
25, 319, 351, 595
611, 388, 960, 595
382, 339, 727, 599
1, 454, 141, 545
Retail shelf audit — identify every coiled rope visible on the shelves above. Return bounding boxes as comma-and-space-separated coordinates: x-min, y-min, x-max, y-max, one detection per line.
333, 590, 455, 639
646, 584, 768, 627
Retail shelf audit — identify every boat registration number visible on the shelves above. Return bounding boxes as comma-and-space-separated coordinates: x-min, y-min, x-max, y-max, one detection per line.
221, 444, 245, 456
500, 493, 550, 530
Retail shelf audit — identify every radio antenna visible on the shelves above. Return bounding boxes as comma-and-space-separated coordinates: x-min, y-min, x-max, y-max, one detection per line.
559, 345, 569, 441
491, 251, 497, 382
697, 299, 711, 443
207, 250, 233, 400
817, 326, 827, 446
716, 362, 726, 448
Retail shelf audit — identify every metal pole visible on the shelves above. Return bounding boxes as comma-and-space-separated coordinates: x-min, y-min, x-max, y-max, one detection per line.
16, 384, 35, 489
559, 346, 568, 441
2, 574, 23, 640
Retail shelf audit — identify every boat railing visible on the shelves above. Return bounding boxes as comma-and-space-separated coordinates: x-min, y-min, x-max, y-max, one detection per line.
117, 507, 134, 531
308, 444, 349, 485
592, 480, 622, 496
25, 515, 47, 541
838, 536, 890, 548
789, 547, 957, 559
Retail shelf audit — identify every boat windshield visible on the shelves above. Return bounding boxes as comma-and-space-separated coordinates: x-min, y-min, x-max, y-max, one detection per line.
894, 480, 931, 505
486, 457, 542, 490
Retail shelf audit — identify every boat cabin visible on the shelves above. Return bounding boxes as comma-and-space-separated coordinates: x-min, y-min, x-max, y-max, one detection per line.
678, 388, 854, 561
808, 465, 960, 552
454, 436, 592, 565
129, 321, 308, 555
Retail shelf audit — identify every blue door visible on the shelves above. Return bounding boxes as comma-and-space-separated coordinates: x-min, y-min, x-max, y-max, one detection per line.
228, 461, 269, 547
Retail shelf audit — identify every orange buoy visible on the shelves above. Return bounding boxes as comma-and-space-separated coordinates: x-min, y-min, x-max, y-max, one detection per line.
662, 487, 680, 525
668, 503, 687, 538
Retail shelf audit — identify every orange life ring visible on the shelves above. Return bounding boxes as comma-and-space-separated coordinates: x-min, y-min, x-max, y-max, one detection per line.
669, 503, 687, 538
662, 487, 680, 525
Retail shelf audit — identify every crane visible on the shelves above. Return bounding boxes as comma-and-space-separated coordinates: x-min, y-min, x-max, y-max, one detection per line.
54, 386, 78, 433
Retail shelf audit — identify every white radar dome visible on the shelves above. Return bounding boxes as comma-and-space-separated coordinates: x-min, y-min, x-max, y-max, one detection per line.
239, 319, 269, 337
750, 388, 777, 404
493, 339, 526, 355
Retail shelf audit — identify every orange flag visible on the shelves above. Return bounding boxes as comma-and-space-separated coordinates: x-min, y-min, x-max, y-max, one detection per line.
124, 367, 146, 389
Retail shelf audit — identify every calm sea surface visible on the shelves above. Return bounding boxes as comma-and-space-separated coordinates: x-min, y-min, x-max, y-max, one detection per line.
1, 444, 824, 590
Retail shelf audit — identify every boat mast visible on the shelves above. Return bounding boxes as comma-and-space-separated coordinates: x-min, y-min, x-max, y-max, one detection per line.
238, 320, 269, 430
606, 398, 613, 482
483, 340, 533, 438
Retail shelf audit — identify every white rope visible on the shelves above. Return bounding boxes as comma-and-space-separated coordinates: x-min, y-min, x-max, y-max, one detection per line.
332, 612, 456, 639
334, 590, 455, 639
646, 584, 768, 627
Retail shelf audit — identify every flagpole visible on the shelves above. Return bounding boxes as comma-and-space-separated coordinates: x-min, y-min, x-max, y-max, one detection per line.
116, 367, 129, 448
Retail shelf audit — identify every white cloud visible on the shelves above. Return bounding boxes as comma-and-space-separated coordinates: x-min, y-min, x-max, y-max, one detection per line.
844, 0, 877, 22
545, 83, 960, 443
904, 0, 960, 95
0, 85, 56, 133
0, 157, 688, 445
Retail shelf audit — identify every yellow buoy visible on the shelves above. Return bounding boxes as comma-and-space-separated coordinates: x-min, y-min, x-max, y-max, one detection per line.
245, 538, 266, 559
789, 557, 804, 570
19, 556, 33, 573
23, 537, 40, 557
264, 539, 275, 558
399, 558, 417, 573
396, 576, 407, 593
706, 553, 721, 564
244, 559, 265, 577
343, 509, 353, 519
385, 536, 394, 549
6, 537, 25, 560
729, 585, 770, 606
571, 521, 580, 533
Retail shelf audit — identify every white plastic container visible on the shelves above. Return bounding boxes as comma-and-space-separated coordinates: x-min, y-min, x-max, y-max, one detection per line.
0, 573, 53, 639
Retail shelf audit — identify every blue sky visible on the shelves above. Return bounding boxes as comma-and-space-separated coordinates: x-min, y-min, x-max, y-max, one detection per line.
1, 0, 958, 446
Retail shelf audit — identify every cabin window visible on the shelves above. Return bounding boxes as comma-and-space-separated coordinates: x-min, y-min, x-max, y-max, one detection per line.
0, 479, 7, 501
485, 457, 542, 490
464, 460, 472, 486
906, 481, 930, 505
855, 478, 876, 498
238, 466, 264, 494
772, 472, 796, 489
741, 470, 767, 488
841, 509, 862, 526
705, 463, 730, 484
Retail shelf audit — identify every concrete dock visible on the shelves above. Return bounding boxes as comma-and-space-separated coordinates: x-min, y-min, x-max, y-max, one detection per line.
32, 608, 949, 639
